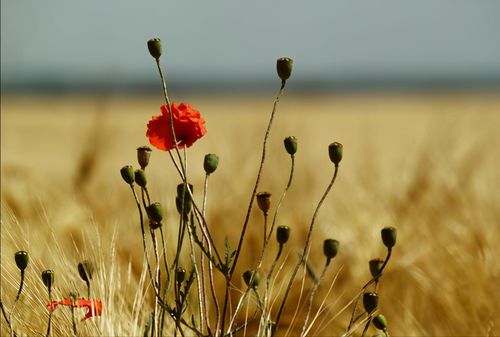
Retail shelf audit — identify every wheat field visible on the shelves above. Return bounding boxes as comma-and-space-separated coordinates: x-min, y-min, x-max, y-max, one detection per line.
1, 91, 499, 336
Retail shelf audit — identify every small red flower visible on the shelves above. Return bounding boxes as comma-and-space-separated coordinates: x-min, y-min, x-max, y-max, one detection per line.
147, 103, 207, 151
47, 297, 103, 321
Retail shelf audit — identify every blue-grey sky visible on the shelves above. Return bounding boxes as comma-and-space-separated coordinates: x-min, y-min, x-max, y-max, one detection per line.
2, 1, 500, 90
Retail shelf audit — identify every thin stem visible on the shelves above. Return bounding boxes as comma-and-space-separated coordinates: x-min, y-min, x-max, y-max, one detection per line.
8, 269, 25, 337
301, 259, 331, 337
45, 289, 52, 337
186, 213, 205, 334
360, 315, 372, 337
273, 164, 340, 336
221, 82, 287, 333
130, 184, 158, 294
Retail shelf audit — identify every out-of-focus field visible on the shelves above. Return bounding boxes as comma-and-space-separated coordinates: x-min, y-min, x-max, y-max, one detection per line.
1, 91, 499, 336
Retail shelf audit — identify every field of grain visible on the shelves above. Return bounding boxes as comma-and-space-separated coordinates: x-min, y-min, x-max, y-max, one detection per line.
1, 91, 499, 336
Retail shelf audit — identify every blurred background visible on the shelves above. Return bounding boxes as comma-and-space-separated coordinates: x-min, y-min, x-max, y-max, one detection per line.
2, 2, 500, 336
2, 1, 500, 92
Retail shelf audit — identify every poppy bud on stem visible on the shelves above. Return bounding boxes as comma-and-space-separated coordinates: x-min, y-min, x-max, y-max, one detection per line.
381, 227, 397, 249
276, 57, 293, 85
147, 38, 162, 60
276, 226, 290, 245
120, 165, 135, 185
203, 153, 219, 175
137, 146, 152, 169
328, 142, 343, 166
283, 136, 298, 156
243, 270, 260, 289
135, 169, 147, 187
323, 239, 339, 263
363, 292, 379, 313
256, 192, 271, 216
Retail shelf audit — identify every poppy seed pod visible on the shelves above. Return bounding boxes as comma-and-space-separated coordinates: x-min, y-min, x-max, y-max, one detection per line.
283, 136, 298, 156
372, 314, 387, 330
176, 196, 192, 216
369, 258, 384, 278
328, 142, 343, 166
147, 38, 162, 60
120, 165, 135, 184
15, 251, 29, 271
78, 260, 94, 283
323, 239, 340, 260
135, 169, 147, 187
381, 227, 397, 249
146, 202, 163, 223
276, 57, 293, 82
363, 292, 379, 313
137, 146, 152, 169
276, 226, 290, 245
41, 270, 54, 290
203, 153, 219, 175
256, 192, 272, 216
242, 270, 260, 289
176, 267, 186, 283
177, 183, 193, 198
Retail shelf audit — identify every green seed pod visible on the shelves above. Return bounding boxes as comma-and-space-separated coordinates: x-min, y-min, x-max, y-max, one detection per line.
363, 292, 379, 313
120, 165, 135, 184
323, 239, 339, 260
135, 169, 147, 187
41, 270, 54, 290
15, 251, 29, 271
369, 258, 384, 278
328, 142, 343, 166
256, 192, 272, 216
242, 270, 260, 289
78, 260, 94, 283
283, 136, 298, 156
176, 267, 186, 283
176, 196, 192, 216
276, 226, 290, 245
137, 146, 152, 169
372, 314, 387, 330
381, 227, 397, 249
147, 38, 162, 60
276, 57, 293, 82
203, 153, 219, 175
177, 183, 193, 198
146, 202, 163, 223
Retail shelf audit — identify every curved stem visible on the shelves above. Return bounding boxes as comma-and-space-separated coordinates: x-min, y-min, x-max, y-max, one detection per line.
301, 259, 331, 337
273, 164, 340, 336
221, 83, 286, 333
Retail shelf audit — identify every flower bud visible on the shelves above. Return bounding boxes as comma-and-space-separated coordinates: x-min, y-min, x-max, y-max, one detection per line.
328, 142, 343, 166
283, 136, 298, 156
146, 202, 163, 224
41, 270, 54, 290
135, 169, 147, 187
256, 192, 271, 216
276, 57, 293, 82
372, 314, 387, 330
203, 153, 219, 175
120, 165, 135, 184
276, 226, 290, 245
15, 251, 29, 271
137, 146, 152, 169
381, 227, 397, 249
369, 258, 384, 278
78, 260, 94, 283
242, 270, 260, 289
147, 38, 162, 60
363, 292, 379, 313
323, 239, 339, 260
176, 267, 186, 283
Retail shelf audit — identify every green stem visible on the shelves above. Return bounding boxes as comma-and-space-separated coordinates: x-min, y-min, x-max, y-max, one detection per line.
273, 164, 340, 336
221, 82, 286, 333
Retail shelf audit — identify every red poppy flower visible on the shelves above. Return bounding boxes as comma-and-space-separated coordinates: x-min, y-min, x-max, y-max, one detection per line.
147, 103, 207, 151
47, 297, 103, 321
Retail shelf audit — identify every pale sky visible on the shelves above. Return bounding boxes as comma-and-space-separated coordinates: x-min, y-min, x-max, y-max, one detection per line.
2, 1, 500, 89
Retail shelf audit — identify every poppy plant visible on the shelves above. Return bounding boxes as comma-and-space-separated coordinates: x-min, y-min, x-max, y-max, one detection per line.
147, 103, 207, 151
47, 298, 103, 321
